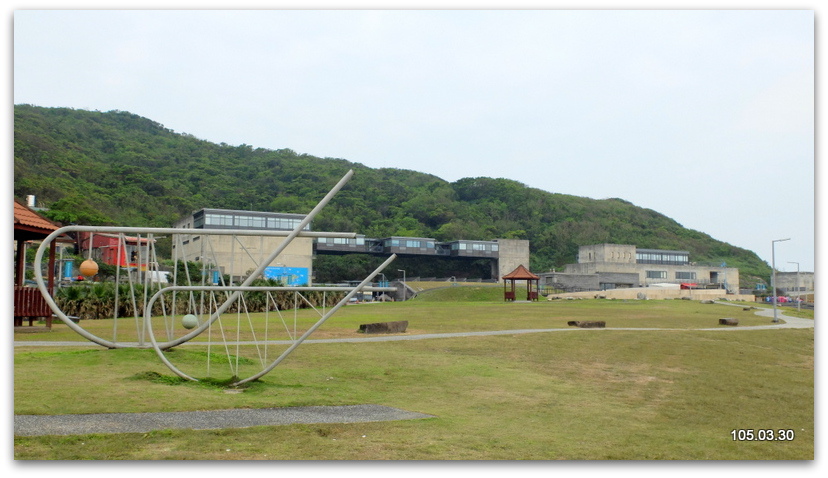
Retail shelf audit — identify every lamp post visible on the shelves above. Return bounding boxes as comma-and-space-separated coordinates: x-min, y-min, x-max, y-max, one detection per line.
771, 238, 790, 323
788, 261, 800, 313
397, 269, 406, 301
379, 273, 387, 302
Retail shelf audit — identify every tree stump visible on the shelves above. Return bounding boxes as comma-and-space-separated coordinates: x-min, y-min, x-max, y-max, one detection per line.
718, 318, 739, 326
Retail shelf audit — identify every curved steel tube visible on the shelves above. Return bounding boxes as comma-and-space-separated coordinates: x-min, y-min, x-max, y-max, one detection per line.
31, 226, 357, 348
143, 255, 398, 383
32, 170, 356, 349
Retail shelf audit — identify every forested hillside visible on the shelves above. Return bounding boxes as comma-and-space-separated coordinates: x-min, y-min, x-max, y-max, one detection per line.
13, 105, 771, 285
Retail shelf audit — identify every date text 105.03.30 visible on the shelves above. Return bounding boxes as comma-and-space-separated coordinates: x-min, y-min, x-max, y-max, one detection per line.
731, 429, 795, 441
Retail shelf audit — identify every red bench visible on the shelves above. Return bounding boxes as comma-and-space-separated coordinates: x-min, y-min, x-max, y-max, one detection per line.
14, 286, 52, 327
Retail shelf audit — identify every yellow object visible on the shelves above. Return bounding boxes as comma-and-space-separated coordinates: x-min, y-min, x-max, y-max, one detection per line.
79, 259, 99, 277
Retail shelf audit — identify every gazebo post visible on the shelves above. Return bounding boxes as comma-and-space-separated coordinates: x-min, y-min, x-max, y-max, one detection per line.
15, 238, 26, 287
527, 277, 539, 301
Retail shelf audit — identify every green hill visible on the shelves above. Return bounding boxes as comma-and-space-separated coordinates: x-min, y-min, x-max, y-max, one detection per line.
13, 104, 771, 286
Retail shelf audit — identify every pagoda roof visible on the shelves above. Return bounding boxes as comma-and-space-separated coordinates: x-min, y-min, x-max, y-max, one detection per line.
13, 198, 63, 242
502, 264, 539, 280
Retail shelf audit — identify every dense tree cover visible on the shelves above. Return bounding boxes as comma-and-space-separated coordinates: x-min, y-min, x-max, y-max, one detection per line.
14, 105, 771, 285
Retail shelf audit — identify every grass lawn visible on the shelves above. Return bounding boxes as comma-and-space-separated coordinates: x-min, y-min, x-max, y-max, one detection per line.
13, 290, 814, 460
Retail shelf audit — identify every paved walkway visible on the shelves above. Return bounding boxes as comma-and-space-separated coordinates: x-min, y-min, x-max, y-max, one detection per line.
14, 405, 434, 437
13, 305, 814, 348
14, 304, 812, 437
708, 302, 815, 329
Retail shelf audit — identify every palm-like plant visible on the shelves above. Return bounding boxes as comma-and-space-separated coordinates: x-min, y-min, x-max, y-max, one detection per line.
87, 283, 115, 319
56, 285, 87, 318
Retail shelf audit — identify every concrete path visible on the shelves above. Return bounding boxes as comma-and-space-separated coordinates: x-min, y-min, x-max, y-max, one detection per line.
13, 305, 813, 349
14, 404, 434, 437
708, 301, 815, 329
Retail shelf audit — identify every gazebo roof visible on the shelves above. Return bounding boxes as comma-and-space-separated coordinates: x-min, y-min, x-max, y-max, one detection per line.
502, 264, 539, 280
13, 198, 63, 242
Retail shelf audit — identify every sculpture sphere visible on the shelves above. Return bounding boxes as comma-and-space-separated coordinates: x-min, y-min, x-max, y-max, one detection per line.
181, 314, 199, 329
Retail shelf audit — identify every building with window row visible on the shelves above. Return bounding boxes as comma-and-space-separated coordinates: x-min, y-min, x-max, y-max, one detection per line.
315, 235, 500, 258
313, 235, 519, 278
189, 208, 310, 231
173, 208, 313, 285
540, 243, 740, 293
174, 208, 529, 284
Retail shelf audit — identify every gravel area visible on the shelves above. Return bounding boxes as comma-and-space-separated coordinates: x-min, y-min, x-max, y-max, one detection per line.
14, 405, 435, 436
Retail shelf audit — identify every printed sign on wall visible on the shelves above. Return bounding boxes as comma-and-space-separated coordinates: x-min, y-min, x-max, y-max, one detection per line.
264, 266, 309, 287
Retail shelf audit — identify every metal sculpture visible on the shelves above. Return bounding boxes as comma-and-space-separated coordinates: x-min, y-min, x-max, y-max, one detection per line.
32, 170, 397, 386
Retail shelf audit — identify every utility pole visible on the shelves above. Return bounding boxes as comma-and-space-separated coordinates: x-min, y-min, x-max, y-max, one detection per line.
398, 269, 406, 301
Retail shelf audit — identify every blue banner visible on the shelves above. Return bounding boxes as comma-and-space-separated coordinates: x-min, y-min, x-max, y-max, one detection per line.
264, 266, 309, 287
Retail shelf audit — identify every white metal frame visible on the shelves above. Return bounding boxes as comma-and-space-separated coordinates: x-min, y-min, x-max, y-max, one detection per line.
32, 170, 398, 385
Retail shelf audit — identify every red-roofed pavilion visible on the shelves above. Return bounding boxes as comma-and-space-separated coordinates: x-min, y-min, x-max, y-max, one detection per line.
13, 198, 63, 327
502, 264, 540, 301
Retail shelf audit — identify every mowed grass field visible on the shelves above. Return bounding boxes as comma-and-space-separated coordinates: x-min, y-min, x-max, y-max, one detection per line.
14, 287, 814, 460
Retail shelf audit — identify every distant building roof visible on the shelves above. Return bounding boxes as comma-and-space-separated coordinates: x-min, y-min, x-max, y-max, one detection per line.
196, 208, 306, 219
636, 248, 690, 255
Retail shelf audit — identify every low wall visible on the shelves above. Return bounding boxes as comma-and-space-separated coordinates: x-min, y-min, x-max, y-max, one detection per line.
546, 287, 755, 302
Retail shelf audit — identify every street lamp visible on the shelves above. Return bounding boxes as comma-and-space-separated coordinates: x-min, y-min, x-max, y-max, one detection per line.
397, 269, 406, 301
379, 273, 388, 302
771, 238, 790, 323
788, 261, 800, 313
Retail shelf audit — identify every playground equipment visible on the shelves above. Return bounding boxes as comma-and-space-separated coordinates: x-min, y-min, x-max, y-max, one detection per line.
32, 170, 397, 386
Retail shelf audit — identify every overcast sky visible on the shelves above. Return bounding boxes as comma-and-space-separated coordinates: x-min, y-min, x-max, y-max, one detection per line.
10, 5, 816, 273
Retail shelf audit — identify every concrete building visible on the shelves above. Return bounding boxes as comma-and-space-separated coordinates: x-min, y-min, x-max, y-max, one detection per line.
493, 239, 531, 281
173, 208, 531, 285
172, 208, 314, 285
775, 271, 815, 295
539, 243, 740, 294
313, 234, 528, 281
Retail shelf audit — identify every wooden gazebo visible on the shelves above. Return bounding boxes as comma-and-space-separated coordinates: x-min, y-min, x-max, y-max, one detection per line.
502, 264, 540, 302
13, 198, 64, 327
